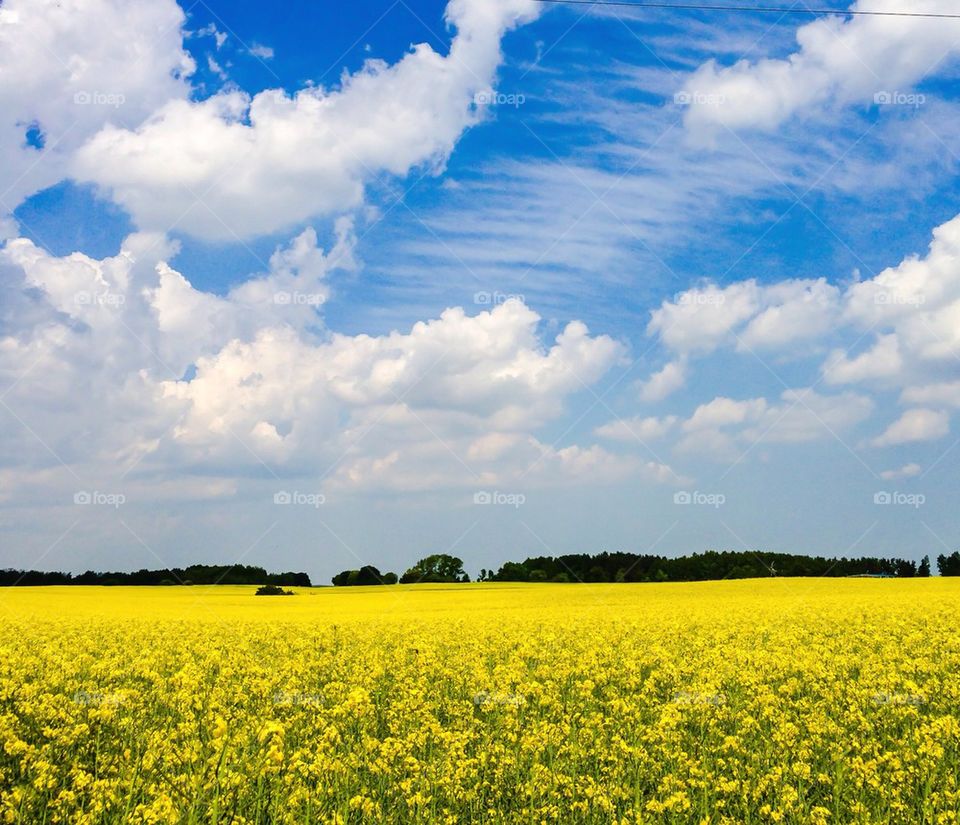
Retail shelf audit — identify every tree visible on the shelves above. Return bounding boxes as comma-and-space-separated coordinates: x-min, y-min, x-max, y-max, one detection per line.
490, 561, 529, 582
937, 551, 960, 576
255, 584, 294, 596
331, 566, 397, 586
918, 555, 931, 577
399, 554, 468, 583
587, 565, 608, 583
895, 559, 917, 578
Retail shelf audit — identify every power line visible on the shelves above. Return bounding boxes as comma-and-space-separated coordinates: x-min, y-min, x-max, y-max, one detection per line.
530, 0, 960, 19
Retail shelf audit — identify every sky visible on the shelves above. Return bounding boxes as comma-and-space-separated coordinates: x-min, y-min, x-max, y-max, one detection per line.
2, 0, 960, 583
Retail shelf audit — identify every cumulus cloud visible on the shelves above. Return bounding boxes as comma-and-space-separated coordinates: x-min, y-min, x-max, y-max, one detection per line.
742, 388, 874, 444
673, 388, 873, 461
648, 282, 759, 354
70, 0, 541, 239
0, 233, 633, 496
595, 415, 677, 442
902, 381, 960, 408
645, 213, 960, 411
679, 0, 960, 139
638, 359, 687, 402
823, 334, 903, 386
871, 408, 949, 447
683, 396, 767, 431
0, 0, 193, 213
649, 278, 839, 356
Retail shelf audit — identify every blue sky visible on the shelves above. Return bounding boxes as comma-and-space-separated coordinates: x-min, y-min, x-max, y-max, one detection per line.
2, 0, 960, 582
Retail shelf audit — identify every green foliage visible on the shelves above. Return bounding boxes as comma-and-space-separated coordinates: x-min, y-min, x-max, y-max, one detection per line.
330, 566, 397, 586
400, 554, 468, 584
0, 565, 311, 587
937, 551, 960, 576
255, 585, 294, 596
489, 550, 928, 584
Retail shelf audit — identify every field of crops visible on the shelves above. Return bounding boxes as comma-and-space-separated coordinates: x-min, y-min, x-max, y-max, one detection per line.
2, 579, 959, 824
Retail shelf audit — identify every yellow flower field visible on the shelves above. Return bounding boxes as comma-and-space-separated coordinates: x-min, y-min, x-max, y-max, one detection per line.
2, 579, 959, 824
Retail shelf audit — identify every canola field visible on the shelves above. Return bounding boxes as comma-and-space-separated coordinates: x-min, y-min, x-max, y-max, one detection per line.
2, 579, 960, 824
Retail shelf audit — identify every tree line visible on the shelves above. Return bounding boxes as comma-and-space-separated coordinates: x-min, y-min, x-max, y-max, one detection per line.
333, 554, 469, 586
0, 564, 311, 587
332, 550, 960, 585
481, 550, 937, 582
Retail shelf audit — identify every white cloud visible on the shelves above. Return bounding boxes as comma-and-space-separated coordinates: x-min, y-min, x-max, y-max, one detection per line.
684, 396, 767, 431
823, 334, 903, 386
672, 388, 873, 460
902, 381, 960, 408
680, 0, 960, 139
649, 278, 840, 356
638, 359, 686, 402
644, 213, 960, 411
843, 214, 960, 328
70, 0, 541, 239
738, 279, 840, 350
248, 44, 274, 60
595, 415, 677, 442
871, 408, 949, 447
0, 0, 193, 213
207, 55, 227, 81
674, 428, 740, 463
648, 281, 759, 354
0, 232, 629, 496
879, 462, 922, 481
743, 388, 874, 444
193, 23, 227, 50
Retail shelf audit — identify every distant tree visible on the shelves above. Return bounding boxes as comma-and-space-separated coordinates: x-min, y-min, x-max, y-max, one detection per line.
895, 559, 917, 578
255, 584, 293, 596
491, 561, 529, 582
331, 566, 397, 586
937, 551, 960, 576
918, 556, 931, 577
587, 566, 608, 583
529, 569, 548, 582
400, 554, 468, 583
